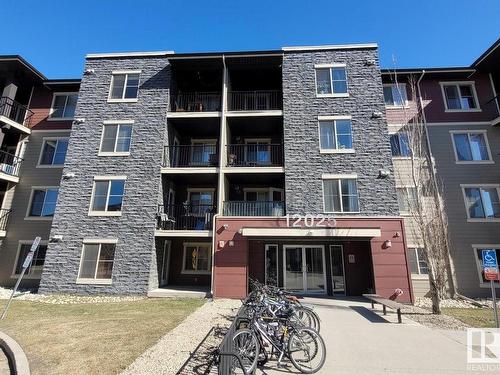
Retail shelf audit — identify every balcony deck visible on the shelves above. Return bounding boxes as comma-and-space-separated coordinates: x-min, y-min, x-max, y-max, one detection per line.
0, 150, 23, 183
223, 201, 285, 217
0, 97, 33, 134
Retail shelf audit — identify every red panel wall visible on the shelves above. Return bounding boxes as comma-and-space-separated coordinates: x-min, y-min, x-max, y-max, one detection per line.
28, 85, 76, 131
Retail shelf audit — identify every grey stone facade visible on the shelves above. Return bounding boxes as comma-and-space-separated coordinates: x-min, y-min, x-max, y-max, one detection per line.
39, 56, 170, 294
282, 48, 399, 216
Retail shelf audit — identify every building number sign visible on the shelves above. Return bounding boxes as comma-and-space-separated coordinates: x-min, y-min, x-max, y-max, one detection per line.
285, 214, 337, 228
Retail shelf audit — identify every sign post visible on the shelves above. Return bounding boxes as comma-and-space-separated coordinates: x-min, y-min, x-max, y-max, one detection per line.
482, 249, 499, 328
1, 236, 41, 320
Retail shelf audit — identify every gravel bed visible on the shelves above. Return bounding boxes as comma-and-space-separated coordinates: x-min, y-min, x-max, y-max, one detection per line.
121, 299, 241, 375
402, 304, 471, 330
415, 297, 499, 309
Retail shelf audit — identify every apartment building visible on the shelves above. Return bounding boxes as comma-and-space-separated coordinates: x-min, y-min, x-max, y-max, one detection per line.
382, 38, 500, 298
0, 55, 80, 288
36, 44, 413, 302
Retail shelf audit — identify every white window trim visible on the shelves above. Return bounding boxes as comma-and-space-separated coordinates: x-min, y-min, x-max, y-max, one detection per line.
396, 186, 418, 216
107, 71, 141, 103
439, 81, 481, 112
11, 240, 49, 279
449, 130, 494, 164
461, 184, 500, 222
407, 246, 429, 278
383, 83, 409, 108
48, 92, 78, 121
265, 244, 279, 285
181, 242, 212, 275
98, 120, 134, 156
314, 64, 349, 98
471, 245, 500, 288
36, 137, 69, 168
321, 175, 360, 214
76, 240, 117, 285
25, 186, 59, 221
89, 177, 127, 216
317, 116, 355, 154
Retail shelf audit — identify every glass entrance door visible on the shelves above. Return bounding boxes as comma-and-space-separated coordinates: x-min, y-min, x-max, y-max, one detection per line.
330, 245, 345, 294
284, 245, 326, 293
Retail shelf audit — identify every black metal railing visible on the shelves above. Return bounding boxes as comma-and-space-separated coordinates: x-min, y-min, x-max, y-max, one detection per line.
226, 144, 283, 167
0, 97, 34, 127
156, 204, 216, 230
170, 92, 222, 112
227, 90, 282, 111
0, 150, 23, 177
223, 201, 285, 217
0, 209, 11, 231
163, 144, 219, 167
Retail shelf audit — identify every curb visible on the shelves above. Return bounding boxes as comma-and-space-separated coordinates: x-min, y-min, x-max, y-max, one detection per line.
0, 331, 30, 375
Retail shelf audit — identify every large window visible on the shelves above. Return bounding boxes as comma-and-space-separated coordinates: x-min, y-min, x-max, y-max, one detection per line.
396, 187, 418, 213
315, 65, 348, 96
182, 243, 211, 274
390, 132, 411, 157
441, 82, 479, 111
90, 178, 126, 215
383, 84, 407, 106
27, 188, 59, 218
100, 122, 133, 154
474, 247, 500, 285
78, 241, 116, 282
50, 93, 78, 119
39, 138, 68, 166
109, 72, 140, 101
14, 242, 48, 277
451, 131, 491, 162
407, 247, 429, 276
323, 177, 359, 213
319, 119, 353, 152
463, 186, 500, 220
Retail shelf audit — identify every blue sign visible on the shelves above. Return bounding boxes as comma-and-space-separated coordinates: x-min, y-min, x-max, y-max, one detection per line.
482, 250, 498, 269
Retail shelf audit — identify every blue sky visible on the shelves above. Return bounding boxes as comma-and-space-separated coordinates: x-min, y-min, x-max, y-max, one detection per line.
1, 0, 499, 78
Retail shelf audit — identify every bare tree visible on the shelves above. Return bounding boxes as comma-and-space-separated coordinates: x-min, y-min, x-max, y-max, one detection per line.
390, 74, 455, 314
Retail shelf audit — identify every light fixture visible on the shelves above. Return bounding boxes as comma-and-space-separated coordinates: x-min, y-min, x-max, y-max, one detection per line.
84, 69, 95, 75
62, 172, 75, 180
228, 240, 234, 247
382, 240, 392, 249
222, 224, 229, 230
371, 111, 383, 119
73, 118, 85, 125
377, 169, 390, 179
50, 235, 63, 242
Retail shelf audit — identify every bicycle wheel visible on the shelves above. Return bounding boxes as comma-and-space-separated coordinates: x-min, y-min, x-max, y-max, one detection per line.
232, 328, 260, 374
287, 328, 326, 374
290, 306, 321, 332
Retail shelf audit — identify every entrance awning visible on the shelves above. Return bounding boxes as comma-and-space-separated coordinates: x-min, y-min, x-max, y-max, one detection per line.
240, 227, 381, 238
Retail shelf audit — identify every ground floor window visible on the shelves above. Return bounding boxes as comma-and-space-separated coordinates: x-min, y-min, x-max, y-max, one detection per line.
182, 243, 211, 274
78, 241, 116, 282
474, 247, 500, 285
407, 247, 429, 275
14, 241, 48, 277
265, 244, 278, 286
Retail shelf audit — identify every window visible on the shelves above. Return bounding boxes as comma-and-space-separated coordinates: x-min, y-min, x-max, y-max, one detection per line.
383, 84, 408, 106
390, 132, 411, 157
50, 93, 78, 119
100, 123, 133, 154
407, 247, 429, 276
190, 139, 217, 165
463, 186, 500, 220
315, 65, 348, 96
109, 72, 140, 101
323, 177, 359, 213
182, 243, 211, 274
441, 82, 479, 111
396, 187, 418, 213
474, 247, 500, 285
90, 178, 126, 215
78, 242, 116, 282
319, 119, 353, 151
451, 131, 491, 162
14, 242, 47, 277
39, 138, 68, 166
27, 188, 59, 218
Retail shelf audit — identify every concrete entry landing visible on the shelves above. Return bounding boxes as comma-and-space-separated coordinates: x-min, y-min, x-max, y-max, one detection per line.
147, 286, 211, 298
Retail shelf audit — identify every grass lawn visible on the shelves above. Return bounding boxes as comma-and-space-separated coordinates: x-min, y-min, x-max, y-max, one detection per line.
442, 307, 499, 328
0, 298, 204, 375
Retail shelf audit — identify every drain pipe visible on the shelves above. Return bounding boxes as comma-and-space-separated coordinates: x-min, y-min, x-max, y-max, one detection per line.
210, 213, 220, 298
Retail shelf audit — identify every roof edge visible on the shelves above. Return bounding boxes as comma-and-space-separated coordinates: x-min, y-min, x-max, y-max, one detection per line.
472, 38, 500, 67
0, 55, 47, 80
86, 51, 175, 59
282, 43, 378, 52
381, 67, 475, 74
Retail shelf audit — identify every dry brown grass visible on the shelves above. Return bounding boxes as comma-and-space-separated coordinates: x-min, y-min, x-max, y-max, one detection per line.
0, 298, 204, 375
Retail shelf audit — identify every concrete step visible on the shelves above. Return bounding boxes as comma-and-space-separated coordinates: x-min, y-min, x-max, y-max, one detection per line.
147, 287, 211, 299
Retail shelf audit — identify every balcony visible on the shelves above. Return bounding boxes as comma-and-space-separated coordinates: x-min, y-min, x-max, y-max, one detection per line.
0, 208, 11, 235
227, 91, 282, 111
163, 144, 219, 168
223, 201, 285, 217
156, 204, 215, 231
0, 150, 23, 181
0, 97, 34, 131
226, 144, 283, 167
169, 92, 222, 113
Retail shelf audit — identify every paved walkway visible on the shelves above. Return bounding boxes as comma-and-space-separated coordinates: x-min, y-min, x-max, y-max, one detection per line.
258, 297, 488, 375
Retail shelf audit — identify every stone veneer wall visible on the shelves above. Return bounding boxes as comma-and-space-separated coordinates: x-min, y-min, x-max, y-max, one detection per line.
282, 48, 399, 216
39, 56, 170, 294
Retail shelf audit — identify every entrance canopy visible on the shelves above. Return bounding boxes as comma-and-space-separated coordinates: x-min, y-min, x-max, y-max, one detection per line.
240, 227, 381, 238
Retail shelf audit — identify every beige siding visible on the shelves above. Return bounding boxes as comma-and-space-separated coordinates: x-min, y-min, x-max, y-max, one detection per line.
412, 277, 430, 297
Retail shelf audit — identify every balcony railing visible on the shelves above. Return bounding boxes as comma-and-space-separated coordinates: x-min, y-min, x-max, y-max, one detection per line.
227, 90, 282, 111
0, 209, 11, 231
163, 144, 219, 168
223, 201, 285, 217
226, 144, 283, 167
0, 97, 34, 128
170, 92, 222, 112
156, 204, 216, 230
0, 150, 23, 177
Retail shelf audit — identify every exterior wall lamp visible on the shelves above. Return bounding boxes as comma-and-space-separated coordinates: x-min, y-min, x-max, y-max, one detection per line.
382, 240, 392, 249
